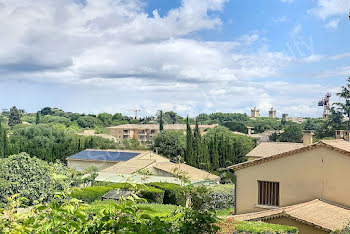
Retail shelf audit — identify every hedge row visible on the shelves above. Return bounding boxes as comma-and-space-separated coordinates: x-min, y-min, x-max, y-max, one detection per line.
71, 183, 164, 204
147, 182, 187, 206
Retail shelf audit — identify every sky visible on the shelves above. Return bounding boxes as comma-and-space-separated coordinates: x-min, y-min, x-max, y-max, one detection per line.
0, 0, 349, 117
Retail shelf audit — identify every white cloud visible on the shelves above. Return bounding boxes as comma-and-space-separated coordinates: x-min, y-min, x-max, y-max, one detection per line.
281, 0, 294, 3
330, 52, 350, 60
0, 0, 334, 117
325, 18, 340, 29
308, 0, 349, 20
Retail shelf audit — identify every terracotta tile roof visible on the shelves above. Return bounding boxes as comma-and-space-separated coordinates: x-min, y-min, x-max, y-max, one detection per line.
153, 162, 220, 182
246, 142, 303, 158
101, 159, 155, 174
228, 139, 350, 171
101, 151, 170, 174
230, 199, 350, 232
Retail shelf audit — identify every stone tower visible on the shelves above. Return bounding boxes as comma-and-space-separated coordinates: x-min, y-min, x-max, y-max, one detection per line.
269, 107, 277, 118
251, 107, 260, 118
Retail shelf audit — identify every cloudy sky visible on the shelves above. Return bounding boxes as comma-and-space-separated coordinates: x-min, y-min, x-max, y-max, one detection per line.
0, 0, 349, 117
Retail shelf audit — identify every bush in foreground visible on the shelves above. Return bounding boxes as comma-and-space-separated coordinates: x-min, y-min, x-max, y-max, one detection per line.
0, 194, 219, 234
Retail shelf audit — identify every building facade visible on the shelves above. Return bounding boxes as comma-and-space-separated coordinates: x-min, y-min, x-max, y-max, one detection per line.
107, 124, 217, 143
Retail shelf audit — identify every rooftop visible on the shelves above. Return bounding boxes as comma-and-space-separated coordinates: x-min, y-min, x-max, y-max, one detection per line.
153, 162, 220, 182
231, 199, 350, 232
246, 142, 303, 158
67, 149, 140, 162
229, 139, 350, 171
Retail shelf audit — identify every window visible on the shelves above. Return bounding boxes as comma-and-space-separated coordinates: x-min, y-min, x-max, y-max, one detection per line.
258, 181, 279, 206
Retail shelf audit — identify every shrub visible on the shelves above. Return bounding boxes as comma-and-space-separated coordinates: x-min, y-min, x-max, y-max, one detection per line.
0, 153, 57, 205
70, 186, 111, 203
148, 182, 186, 206
71, 183, 164, 204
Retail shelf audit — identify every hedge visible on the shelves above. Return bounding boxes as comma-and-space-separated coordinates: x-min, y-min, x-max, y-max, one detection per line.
71, 183, 164, 204
147, 182, 186, 206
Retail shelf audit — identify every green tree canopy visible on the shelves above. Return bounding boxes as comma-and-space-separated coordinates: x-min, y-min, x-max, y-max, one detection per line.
279, 124, 303, 143
153, 130, 186, 160
8, 106, 22, 128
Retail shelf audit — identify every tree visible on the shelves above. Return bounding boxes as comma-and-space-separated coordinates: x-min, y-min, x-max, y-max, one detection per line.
8, 106, 22, 127
97, 113, 113, 126
35, 112, 40, 125
159, 110, 164, 132
0, 124, 8, 157
184, 116, 193, 165
334, 77, 350, 129
192, 119, 201, 167
279, 125, 303, 143
153, 130, 186, 160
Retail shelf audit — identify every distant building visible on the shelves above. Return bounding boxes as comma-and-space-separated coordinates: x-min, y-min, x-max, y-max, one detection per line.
268, 107, 276, 118
107, 124, 217, 144
251, 107, 260, 118
282, 113, 288, 121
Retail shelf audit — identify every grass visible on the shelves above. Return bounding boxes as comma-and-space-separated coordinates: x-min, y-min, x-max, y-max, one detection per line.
216, 207, 234, 217
217, 218, 298, 234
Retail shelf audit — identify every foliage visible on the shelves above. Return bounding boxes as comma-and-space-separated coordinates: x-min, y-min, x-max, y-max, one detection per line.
159, 110, 164, 131
279, 124, 303, 143
153, 130, 186, 160
77, 115, 103, 128
71, 183, 165, 204
0, 194, 219, 234
35, 112, 40, 125
0, 123, 8, 157
223, 121, 248, 133
122, 138, 149, 150
147, 182, 187, 206
334, 77, 350, 129
203, 126, 255, 170
0, 153, 61, 205
8, 106, 22, 128
7, 124, 119, 162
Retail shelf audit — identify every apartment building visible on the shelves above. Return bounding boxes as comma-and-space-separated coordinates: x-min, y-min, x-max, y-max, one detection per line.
107, 124, 217, 143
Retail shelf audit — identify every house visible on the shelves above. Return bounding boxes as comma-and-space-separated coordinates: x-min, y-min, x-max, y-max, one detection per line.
245, 142, 303, 161
107, 124, 217, 143
228, 130, 350, 233
67, 149, 220, 184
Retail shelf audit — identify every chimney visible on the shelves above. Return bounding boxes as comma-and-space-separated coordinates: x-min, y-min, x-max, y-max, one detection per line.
335, 130, 344, 139
344, 131, 350, 141
302, 130, 314, 146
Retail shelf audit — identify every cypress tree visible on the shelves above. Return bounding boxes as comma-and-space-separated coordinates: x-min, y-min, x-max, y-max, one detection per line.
184, 116, 193, 165
0, 124, 7, 157
192, 119, 201, 167
211, 133, 219, 170
159, 110, 164, 132
36, 111, 40, 125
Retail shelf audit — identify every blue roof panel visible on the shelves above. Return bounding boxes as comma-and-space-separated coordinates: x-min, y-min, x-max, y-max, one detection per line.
68, 150, 140, 162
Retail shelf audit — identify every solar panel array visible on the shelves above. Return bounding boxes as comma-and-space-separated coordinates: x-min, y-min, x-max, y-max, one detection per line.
68, 150, 140, 162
